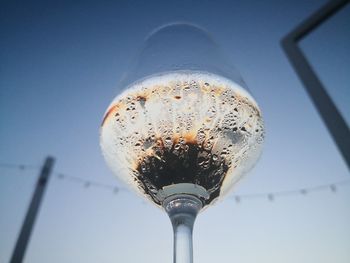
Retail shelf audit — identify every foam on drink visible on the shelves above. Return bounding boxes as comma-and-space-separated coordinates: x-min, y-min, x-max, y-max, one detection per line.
100, 71, 264, 207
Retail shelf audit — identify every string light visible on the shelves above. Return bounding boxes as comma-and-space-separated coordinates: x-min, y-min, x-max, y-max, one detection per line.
53, 172, 119, 192
300, 189, 307, 195
330, 184, 337, 193
234, 196, 241, 203
0, 163, 39, 170
1, 163, 349, 202
267, 194, 274, 202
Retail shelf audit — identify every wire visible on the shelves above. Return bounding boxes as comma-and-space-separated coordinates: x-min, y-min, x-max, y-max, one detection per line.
0, 163, 39, 170
54, 172, 121, 192
231, 179, 349, 203
1, 162, 349, 202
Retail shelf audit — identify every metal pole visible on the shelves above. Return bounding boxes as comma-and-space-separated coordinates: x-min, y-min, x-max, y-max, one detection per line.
9, 157, 55, 263
281, 0, 350, 169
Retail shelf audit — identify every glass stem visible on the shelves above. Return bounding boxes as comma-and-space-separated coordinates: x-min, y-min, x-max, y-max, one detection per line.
163, 194, 202, 263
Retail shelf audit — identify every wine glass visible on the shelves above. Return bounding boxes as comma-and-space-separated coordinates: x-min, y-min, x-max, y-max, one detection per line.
100, 22, 264, 263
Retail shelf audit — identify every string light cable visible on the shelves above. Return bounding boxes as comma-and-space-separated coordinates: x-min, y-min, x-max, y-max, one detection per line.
1, 162, 349, 202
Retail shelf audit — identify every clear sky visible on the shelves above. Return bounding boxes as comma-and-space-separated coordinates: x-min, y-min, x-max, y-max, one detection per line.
0, 0, 349, 263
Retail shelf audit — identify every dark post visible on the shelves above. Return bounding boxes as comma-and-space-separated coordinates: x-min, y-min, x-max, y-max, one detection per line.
281, 0, 350, 169
9, 157, 55, 263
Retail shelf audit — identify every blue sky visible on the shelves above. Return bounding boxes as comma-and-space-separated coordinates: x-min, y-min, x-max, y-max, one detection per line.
0, 0, 349, 262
